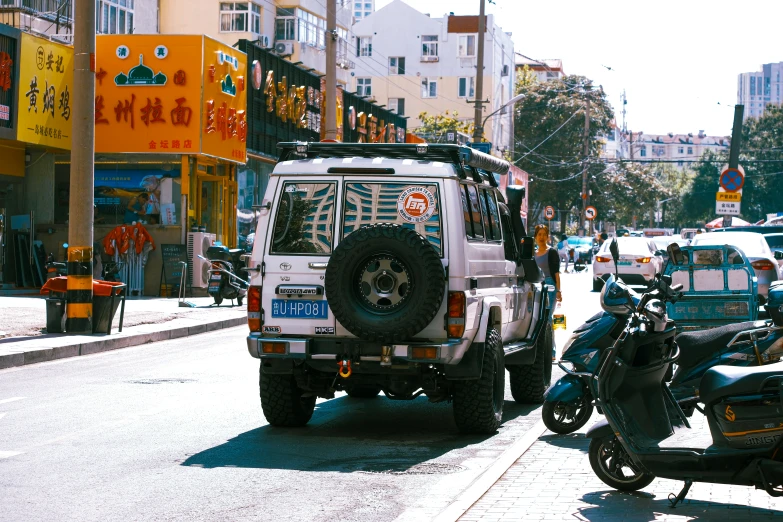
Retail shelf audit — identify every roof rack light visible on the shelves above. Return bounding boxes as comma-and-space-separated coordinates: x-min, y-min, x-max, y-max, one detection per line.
295, 141, 308, 154
416, 143, 428, 155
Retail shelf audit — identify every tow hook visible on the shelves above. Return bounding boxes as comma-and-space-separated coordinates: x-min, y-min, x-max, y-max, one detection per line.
338, 359, 352, 378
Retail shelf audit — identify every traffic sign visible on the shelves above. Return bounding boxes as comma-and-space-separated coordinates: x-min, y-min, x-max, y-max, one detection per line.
544, 206, 555, 220
585, 206, 597, 220
716, 200, 741, 216
716, 192, 741, 202
720, 168, 744, 192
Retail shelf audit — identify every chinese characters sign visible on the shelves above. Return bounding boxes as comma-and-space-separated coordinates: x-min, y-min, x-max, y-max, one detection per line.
201, 37, 247, 162
0, 25, 20, 139
15, 33, 73, 148
95, 35, 202, 155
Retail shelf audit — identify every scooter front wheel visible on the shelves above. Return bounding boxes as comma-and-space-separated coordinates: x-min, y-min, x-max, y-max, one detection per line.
542, 397, 594, 434
589, 434, 654, 491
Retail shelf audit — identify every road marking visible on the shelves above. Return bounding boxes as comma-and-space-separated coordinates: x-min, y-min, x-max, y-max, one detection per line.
0, 397, 26, 405
0, 451, 23, 459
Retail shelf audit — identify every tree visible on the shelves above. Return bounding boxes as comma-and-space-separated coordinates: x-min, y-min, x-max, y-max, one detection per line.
414, 110, 473, 142
591, 162, 676, 227
512, 75, 613, 231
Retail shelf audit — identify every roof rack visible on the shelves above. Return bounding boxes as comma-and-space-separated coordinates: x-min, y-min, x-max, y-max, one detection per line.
276, 142, 510, 181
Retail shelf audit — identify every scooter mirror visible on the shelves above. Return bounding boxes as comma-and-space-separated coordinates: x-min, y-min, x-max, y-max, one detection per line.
609, 239, 619, 264
667, 243, 685, 265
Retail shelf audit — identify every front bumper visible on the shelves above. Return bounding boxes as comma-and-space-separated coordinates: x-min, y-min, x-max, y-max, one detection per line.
246, 334, 473, 365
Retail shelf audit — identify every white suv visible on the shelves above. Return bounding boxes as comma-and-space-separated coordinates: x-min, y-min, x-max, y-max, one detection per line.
245, 142, 554, 434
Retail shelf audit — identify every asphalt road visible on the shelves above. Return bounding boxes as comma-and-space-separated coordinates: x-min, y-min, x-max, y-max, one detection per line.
0, 270, 598, 522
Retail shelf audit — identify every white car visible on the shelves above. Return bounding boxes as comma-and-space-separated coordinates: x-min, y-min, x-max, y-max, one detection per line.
592, 237, 665, 291
244, 142, 554, 434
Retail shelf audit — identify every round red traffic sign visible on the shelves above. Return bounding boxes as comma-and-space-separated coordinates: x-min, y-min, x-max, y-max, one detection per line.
585, 206, 597, 220
719, 168, 744, 192
544, 206, 555, 220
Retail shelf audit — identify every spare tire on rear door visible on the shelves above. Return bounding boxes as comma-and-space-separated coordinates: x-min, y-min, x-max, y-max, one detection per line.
325, 224, 445, 343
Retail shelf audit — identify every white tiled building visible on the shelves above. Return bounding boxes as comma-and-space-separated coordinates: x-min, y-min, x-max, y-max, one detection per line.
622, 130, 730, 169
514, 56, 564, 83
350, 0, 374, 24
737, 62, 783, 121
351, 0, 516, 154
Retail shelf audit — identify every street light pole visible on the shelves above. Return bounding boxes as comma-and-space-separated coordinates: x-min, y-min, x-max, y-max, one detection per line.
481, 93, 525, 134
66, 0, 96, 334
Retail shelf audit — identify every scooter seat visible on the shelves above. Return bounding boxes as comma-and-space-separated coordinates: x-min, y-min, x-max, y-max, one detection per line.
699, 362, 783, 405
675, 321, 761, 370
229, 248, 244, 256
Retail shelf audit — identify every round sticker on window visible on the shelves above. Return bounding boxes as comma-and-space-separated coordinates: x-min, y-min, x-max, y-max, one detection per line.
397, 187, 436, 223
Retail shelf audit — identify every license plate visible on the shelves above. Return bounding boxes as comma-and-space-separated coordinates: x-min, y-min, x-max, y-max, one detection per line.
210, 274, 221, 280
617, 260, 632, 266
271, 299, 329, 319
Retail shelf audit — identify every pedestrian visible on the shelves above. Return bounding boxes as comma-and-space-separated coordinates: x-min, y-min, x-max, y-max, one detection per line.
534, 224, 562, 318
557, 234, 571, 273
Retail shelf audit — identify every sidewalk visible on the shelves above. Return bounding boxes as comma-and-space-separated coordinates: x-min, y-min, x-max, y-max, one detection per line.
0, 296, 247, 370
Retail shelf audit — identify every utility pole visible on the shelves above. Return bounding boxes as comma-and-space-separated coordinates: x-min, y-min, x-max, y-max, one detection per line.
471, 0, 486, 142
324, 0, 338, 140
66, 0, 96, 333
628, 129, 633, 160
581, 89, 591, 234
723, 104, 745, 228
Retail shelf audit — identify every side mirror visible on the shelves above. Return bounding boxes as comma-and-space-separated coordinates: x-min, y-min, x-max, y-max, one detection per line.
775, 251, 783, 261
609, 239, 620, 264
655, 249, 667, 257
519, 236, 535, 260
667, 243, 685, 265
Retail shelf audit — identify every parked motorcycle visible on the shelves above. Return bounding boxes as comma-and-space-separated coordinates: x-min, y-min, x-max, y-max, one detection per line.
542, 251, 783, 435
201, 244, 248, 306
585, 241, 783, 503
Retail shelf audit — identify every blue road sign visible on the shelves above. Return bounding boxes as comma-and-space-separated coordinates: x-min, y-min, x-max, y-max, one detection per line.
720, 168, 744, 192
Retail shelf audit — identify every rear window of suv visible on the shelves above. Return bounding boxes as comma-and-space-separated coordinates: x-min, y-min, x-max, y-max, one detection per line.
271, 182, 336, 254
343, 182, 443, 255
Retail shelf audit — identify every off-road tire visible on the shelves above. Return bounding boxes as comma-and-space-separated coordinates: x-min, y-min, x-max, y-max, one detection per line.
592, 278, 604, 292
259, 367, 316, 427
452, 328, 504, 434
345, 385, 382, 398
589, 434, 655, 491
542, 397, 594, 434
508, 316, 553, 403
325, 224, 445, 343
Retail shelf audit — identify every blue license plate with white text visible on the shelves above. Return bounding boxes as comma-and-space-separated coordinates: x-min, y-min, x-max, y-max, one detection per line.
617, 260, 632, 266
271, 299, 329, 319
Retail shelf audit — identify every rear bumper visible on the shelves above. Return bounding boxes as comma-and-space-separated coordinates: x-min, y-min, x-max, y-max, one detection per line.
246, 334, 472, 365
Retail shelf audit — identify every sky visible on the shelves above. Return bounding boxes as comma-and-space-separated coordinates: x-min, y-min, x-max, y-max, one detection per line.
375, 0, 782, 137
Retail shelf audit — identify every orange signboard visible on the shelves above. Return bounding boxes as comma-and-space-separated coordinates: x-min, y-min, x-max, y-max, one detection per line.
201, 37, 247, 162
95, 35, 202, 155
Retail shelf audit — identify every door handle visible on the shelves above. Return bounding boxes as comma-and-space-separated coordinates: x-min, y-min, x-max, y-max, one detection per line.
308, 262, 328, 270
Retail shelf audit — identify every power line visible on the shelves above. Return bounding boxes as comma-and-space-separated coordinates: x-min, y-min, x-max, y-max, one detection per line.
512, 110, 581, 164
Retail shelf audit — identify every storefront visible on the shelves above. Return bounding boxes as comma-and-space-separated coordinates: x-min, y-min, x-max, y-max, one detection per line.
238, 40, 406, 250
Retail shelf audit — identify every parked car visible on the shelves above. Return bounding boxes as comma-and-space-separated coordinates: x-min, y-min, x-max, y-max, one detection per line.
592, 236, 665, 291
567, 236, 596, 264
763, 233, 783, 270
691, 231, 781, 297
713, 225, 783, 234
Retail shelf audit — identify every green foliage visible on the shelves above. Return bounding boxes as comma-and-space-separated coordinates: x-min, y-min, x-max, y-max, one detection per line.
591, 163, 677, 226
415, 110, 473, 141
680, 106, 783, 225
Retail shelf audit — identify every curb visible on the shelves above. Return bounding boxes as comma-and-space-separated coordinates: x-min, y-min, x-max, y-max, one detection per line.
432, 420, 548, 522
0, 317, 246, 370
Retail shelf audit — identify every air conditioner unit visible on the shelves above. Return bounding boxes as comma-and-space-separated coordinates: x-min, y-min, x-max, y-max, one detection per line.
420, 55, 439, 62
257, 35, 271, 48
274, 42, 293, 56
187, 232, 216, 289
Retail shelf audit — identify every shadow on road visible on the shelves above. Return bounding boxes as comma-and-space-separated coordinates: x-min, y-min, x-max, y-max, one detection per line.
539, 432, 590, 452
576, 489, 783, 521
182, 396, 538, 472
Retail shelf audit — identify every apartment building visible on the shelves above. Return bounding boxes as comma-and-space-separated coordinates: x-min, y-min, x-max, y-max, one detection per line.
160, 0, 352, 85
622, 130, 730, 169
351, 0, 516, 154
350, 0, 373, 24
514, 56, 564, 83
737, 62, 783, 120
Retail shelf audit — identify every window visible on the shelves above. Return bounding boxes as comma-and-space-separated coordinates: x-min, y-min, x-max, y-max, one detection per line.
358, 36, 372, 57
639, 146, 647, 157
457, 34, 476, 57
677, 161, 684, 167
677, 146, 684, 154
389, 57, 405, 75
276, 8, 343, 50
421, 78, 437, 98
482, 189, 502, 241
271, 182, 336, 255
458, 77, 475, 98
462, 184, 484, 240
96, 0, 134, 34
275, 15, 296, 40
500, 212, 518, 262
220, 2, 250, 32
687, 146, 693, 155
344, 183, 443, 255
388, 98, 405, 115
356, 77, 371, 97
421, 35, 438, 57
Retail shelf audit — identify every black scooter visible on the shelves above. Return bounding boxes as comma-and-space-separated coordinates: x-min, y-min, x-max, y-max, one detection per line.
586, 241, 783, 505
201, 245, 248, 306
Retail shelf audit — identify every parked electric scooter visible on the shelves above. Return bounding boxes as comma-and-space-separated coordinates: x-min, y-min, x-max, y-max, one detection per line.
201, 244, 248, 306
586, 241, 783, 504
542, 252, 783, 434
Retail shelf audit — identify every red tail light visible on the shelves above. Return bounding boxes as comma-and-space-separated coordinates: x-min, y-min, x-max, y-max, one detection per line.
595, 256, 611, 263
447, 291, 466, 338
211, 262, 221, 269
248, 286, 262, 331
751, 260, 776, 271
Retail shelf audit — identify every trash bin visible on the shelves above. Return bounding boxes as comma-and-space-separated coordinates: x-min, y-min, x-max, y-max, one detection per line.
92, 281, 126, 334
46, 297, 67, 333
